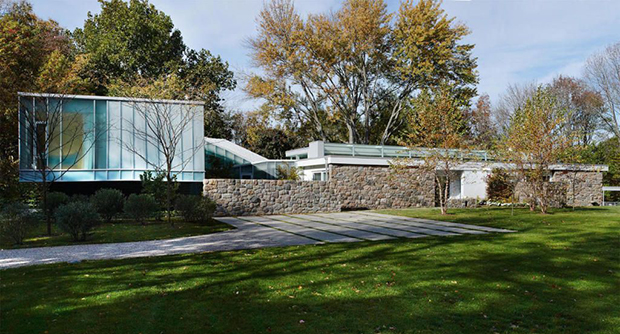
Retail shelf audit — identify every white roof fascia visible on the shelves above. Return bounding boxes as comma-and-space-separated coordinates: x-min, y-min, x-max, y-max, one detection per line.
18, 92, 205, 105
285, 147, 309, 158
292, 155, 609, 172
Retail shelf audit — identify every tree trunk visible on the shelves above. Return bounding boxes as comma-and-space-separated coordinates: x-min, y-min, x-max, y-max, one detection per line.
166, 172, 173, 227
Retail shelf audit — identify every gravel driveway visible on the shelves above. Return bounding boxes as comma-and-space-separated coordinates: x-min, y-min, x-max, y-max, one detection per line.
0, 211, 513, 269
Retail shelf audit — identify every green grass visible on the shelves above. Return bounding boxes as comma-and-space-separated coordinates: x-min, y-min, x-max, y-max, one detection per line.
0, 218, 233, 249
1, 207, 618, 334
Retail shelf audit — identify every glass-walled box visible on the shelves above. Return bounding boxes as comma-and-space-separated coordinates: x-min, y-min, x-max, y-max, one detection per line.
18, 93, 205, 182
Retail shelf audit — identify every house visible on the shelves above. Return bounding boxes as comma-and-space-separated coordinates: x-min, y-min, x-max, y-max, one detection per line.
18, 92, 205, 193
18, 92, 607, 212
203, 138, 608, 215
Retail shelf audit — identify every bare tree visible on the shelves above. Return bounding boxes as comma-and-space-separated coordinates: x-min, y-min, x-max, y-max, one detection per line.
122, 98, 204, 226
18, 93, 103, 235
493, 82, 537, 133
584, 42, 620, 140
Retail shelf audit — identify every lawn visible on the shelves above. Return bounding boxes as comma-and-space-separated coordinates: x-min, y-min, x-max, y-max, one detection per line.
1, 207, 618, 334
0, 218, 233, 249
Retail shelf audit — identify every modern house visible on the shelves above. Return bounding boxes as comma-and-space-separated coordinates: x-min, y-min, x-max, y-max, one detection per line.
18, 92, 608, 213
204, 138, 608, 203
18, 92, 205, 192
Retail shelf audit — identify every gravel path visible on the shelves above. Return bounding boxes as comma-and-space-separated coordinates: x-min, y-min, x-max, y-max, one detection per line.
0, 211, 514, 269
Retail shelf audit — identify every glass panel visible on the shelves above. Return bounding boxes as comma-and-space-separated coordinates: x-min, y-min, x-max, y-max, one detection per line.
95, 100, 107, 169
121, 102, 134, 169
19, 97, 33, 169
61, 99, 94, 169
48, 98, 62, 168
134, 103, 146, 169
108, 101, 121, 168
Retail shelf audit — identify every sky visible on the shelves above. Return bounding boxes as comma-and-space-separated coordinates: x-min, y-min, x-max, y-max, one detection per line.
29, 0, 620, 112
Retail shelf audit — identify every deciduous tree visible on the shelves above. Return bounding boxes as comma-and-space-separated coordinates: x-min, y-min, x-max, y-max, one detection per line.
247, 0, 477, 145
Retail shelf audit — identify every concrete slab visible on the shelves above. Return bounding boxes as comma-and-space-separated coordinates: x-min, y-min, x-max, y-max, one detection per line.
288, 214, 395, 241
314, 212, 459, 236
240, 216, 359, 243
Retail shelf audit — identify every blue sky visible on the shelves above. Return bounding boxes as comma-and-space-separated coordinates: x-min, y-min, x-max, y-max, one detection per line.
30, 0, 620, 111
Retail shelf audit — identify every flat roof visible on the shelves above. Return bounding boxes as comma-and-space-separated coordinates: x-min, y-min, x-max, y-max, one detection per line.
18, 92, 205, 106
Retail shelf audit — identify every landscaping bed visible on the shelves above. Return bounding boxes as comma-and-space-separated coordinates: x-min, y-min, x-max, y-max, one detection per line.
0, 218, 233, 249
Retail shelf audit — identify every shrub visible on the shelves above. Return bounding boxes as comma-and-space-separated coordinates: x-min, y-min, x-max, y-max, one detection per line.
0, 202, 37, 245
41, 192, 69, 218
276, 164, 302, 181
485, 168, 516, 202
71, 194, 90, 203
125, 194, 158, 225
175, 195, 216, 223
55, 202, 99, 241
91, 189, 125, 223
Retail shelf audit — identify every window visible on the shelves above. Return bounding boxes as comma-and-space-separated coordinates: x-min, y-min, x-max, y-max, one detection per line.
95, 100, 107, 169
61, 99, 94, 169
312, 172, 326, 181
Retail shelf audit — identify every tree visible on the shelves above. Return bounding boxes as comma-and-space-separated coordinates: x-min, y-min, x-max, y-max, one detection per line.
114, 76, 204, 226
73, 0, 237, 135
73, 0, 185, 93
493, 82, 537, 134
247, 0, 477, 145
18, 94, 103, 235
549, 76, 603, 146
0, 1, 75, 203
397, 85, 471, 215
466, 94, 497, 148
584, 42, 620, 140
500, 87, 575, 214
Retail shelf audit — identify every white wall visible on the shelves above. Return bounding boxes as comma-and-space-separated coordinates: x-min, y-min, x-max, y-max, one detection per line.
461, 170, 490, 199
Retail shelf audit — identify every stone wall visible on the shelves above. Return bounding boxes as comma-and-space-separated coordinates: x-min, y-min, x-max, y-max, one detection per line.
514, 171, 603, 207
551, 171, 603, 206
203, 165, 434, 216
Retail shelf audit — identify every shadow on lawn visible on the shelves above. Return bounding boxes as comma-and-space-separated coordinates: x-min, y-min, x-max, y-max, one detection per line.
2, 219, 619, 334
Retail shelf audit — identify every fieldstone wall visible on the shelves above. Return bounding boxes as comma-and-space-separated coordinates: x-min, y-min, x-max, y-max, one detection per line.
203, 165, 434, 216
514, 171, 603, 207
551, 171, 604, 206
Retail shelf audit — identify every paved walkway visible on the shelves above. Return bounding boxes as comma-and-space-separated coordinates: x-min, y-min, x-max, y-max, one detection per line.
0, 211, 513, 269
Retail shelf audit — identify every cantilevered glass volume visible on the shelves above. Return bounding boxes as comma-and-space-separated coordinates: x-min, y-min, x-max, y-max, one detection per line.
18, 93, 205, 182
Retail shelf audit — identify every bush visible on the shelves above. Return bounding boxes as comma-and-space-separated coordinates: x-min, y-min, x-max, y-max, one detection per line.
71, 194, 90, 203
485, 168, 516, 202
55, 202, 99, 241
91, 189, 125, 223
0, 202, 37, 245
125, 194, 158, 225
41, 192, 69, 218
276, 164, 302, 181
175, 195, 216, 223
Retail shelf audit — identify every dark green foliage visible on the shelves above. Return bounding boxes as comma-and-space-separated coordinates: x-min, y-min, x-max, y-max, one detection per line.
0, 202, 37, 245
42, 192, 69, 218
91, 188, 125, 223
140, 170, 176, 211
70, 194, 90, 203
175, 195, 216, 223
55, 202, 99, 241
73, 0, 185, 92
485, 168, 516, 202
245, 127, 305, 159
125, 194, 159, 225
